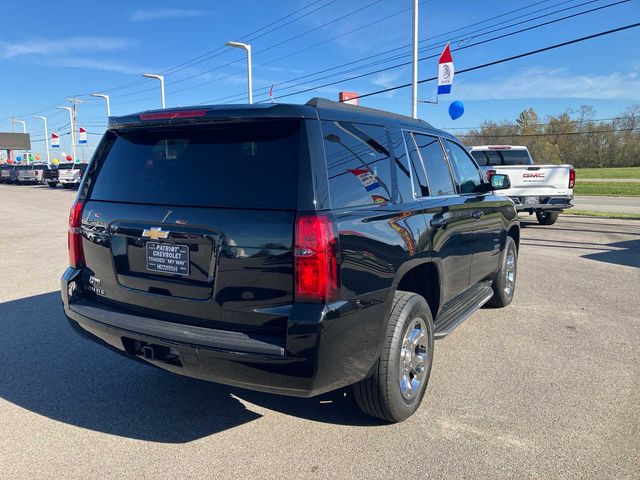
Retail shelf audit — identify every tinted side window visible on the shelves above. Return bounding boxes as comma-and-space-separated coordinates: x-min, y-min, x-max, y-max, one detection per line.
403, 132, 428, 197
413, 134, 455, 196
390, 128, 413, 204
323, 121, 392, 208
471, 151, 488, 166
446, 140, 483, 194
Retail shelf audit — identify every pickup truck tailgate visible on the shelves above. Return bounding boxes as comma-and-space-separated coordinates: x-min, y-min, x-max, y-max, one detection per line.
491, 164, 573, 196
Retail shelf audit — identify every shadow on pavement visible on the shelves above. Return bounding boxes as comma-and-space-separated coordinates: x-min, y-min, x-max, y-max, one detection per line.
0, 292, 377, 444
581, 239, 640, 269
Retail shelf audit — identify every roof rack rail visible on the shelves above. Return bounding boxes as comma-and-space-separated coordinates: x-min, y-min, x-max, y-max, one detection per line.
306, 97, 432, 127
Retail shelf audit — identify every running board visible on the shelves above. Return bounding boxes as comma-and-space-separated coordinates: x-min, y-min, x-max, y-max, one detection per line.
434, 281, 494, 339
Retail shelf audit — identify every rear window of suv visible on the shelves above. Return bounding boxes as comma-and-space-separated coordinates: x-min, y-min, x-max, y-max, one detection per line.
88, 120, 302, 210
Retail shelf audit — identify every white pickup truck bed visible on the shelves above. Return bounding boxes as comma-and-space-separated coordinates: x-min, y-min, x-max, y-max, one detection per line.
485, 163, 573, 209
470, 146, 574, 225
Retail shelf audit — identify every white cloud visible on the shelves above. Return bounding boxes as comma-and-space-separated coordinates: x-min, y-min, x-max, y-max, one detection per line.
49, 57, 154, 75
129, 8, 211, 22
0, 36, 134, 58
370, 70, 405, 99
456, 67, 640, 100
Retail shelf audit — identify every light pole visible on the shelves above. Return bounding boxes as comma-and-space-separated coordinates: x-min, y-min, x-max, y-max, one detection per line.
143, 74, 165, 109
91, 93, 111, 117
12, 119, 26, 133
32, 116, 50, 165
11, 119, 27, 163
56, 106, 76, 162
225, 41, 253, 104
411, 0, 419, 119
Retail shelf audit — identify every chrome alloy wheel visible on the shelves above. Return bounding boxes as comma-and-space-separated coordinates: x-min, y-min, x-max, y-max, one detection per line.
399, 317, 430, 401
504, 247, 516, 298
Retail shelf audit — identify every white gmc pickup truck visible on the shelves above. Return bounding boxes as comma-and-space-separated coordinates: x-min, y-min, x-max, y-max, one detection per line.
470, 145, 575, 225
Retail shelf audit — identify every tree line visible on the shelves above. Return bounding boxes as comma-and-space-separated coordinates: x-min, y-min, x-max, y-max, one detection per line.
459, 105, 640, 168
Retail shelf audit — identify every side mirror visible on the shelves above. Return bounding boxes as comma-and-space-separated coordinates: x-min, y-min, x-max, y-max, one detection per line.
490, 173, 511, 191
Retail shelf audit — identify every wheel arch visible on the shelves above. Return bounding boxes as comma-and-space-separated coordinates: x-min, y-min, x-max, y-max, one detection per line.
391, 259, 441, 321
508, 223, 520, 251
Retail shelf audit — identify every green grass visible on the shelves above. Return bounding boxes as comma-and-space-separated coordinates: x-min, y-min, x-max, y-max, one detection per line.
564, 210, 640, 220
575, 167, 640, 179
573, 182, 640, 196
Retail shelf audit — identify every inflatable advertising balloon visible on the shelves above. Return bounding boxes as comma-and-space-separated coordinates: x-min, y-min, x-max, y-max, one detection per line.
52, 158, 59, 165
448, 101, 464, 120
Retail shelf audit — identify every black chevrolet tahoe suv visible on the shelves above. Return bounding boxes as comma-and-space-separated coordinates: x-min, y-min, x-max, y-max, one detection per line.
62, 98, 519, 422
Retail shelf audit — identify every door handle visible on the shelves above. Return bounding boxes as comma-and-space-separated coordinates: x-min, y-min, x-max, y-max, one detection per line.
430, 217, 447, 229
471, 210, 484, 220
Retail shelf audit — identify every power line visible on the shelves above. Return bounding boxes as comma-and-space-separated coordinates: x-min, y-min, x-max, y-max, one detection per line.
67, 0, 343, 97
267, 1, 632, 102
204, 0, 609, 104
158, 0, 341, 77
459, 128, 639, 138
110, 0, 388, 103
346, 22, 640, 102
444, 115, 640, 130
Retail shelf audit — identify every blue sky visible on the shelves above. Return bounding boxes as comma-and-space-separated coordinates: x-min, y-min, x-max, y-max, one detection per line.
0, 0, 638, 156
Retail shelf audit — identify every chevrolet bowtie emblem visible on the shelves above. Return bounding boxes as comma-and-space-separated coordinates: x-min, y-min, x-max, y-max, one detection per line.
142, 227, 170, 240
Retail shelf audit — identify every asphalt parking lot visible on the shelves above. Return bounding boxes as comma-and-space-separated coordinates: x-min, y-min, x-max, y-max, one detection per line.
0, 184, 638, 480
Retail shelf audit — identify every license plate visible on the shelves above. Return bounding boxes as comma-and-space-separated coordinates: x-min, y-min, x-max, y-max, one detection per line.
524, 196, 539, 205
146, 242, 190, 276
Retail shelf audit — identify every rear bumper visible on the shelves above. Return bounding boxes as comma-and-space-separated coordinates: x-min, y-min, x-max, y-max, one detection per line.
61, 268, 386, 397
511, 195, 573, 211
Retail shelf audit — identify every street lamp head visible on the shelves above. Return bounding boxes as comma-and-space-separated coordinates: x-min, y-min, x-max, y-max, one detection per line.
225, 41, 250, 51
143, 73, 164, 81
91, 93, 109, 99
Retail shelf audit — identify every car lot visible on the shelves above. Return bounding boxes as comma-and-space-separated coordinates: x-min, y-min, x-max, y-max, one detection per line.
0, 184, 638, 479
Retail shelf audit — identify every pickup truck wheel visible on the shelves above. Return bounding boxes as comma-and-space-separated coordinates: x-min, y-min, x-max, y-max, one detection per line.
487, 236, 518, 308
48, 182, 58, 188
536, 210, 560, 225
353, 291, 434, 423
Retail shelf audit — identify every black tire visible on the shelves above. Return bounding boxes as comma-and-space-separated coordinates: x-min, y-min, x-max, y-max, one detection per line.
62, 184, 72, 189
487, 236, 518, 308
48, 182, 58, 188
353, 291, 434, 423
536, 210, 560, 225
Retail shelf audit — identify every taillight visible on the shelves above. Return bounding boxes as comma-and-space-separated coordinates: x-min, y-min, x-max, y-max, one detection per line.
68, 200, 85, 268
294, 214, 339, 303
569, 169, 575, 189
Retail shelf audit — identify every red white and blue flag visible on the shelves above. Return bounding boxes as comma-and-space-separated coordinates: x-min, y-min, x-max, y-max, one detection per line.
437, 44, 454, 95
50, 132, 60, 148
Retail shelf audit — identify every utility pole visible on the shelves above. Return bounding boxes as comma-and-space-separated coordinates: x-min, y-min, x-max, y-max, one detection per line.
65, 97, 85, 162
411, 0, 419, 119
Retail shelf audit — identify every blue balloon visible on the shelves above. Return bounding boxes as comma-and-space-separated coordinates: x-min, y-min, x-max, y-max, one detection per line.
448, 101, 465, 120
16, 156, 21, 162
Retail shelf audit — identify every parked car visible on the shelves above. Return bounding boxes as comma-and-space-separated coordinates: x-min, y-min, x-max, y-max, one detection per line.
15, 164, 38, 184
43, 165, 59, 188
61, 99, 520, 422
32, 164, 51, 184
469, 145, 574, 225
58, 162, 88, 189
0, 164, 13, 183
